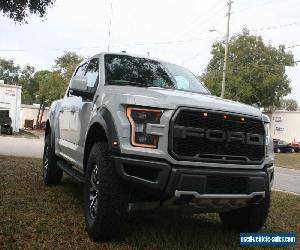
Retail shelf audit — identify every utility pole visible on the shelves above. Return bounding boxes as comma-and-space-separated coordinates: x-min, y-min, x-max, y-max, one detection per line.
221, 0, 232, 98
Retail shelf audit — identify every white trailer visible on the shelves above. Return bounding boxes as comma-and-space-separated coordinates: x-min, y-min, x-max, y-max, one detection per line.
0, 83, 22, 132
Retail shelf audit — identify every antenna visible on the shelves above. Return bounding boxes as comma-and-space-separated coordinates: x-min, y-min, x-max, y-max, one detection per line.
108, 1, 113, 52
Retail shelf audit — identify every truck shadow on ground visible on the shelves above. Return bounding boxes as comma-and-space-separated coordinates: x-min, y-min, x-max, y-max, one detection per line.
61, 175, 240, 248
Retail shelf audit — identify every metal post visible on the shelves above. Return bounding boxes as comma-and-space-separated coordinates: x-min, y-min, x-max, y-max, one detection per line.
221, 0, 232, 98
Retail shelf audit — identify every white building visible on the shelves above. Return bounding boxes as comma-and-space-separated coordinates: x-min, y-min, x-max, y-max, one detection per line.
20, 104, 49, 129
268, 110, 300, 143
0, 83, 22, 132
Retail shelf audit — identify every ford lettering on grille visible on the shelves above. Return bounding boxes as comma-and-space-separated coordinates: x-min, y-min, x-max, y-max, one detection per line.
170, 108, 265, 164
173, 127, 264, 146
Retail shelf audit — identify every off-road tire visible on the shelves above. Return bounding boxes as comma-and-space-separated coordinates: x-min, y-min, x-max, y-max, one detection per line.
84, 142, 129, 241
219, 191, 270, 232
42, 132, 63, 185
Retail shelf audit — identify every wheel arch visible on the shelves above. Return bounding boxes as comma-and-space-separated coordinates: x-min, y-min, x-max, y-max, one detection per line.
83, 107, 120, 173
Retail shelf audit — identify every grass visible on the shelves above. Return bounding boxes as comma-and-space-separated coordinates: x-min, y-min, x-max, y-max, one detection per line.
274, 153, 300, 170
0, 156, 299, 249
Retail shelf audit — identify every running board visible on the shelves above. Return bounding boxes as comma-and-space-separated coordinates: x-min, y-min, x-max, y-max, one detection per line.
57, 160, 85, 183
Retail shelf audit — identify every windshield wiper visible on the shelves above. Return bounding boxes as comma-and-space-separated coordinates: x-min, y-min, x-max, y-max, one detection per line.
108, 79, 150, 87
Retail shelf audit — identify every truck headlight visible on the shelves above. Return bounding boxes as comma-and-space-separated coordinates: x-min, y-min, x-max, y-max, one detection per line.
264, 122, 273, 157
126, 107, 163, 148
264, 122, 270, 146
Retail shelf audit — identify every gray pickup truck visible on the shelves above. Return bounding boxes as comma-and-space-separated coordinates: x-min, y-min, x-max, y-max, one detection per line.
43, 52, 274, 241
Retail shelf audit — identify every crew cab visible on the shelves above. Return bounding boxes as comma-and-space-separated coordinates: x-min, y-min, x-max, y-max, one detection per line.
43, 52, 274, 241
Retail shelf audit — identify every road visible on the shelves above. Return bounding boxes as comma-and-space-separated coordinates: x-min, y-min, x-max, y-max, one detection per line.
273, 167, 300, 195
0, 135, 43, 158
0, 135, 299, 194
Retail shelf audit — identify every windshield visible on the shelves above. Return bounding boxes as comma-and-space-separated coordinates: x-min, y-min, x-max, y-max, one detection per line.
105, 54, 209, 94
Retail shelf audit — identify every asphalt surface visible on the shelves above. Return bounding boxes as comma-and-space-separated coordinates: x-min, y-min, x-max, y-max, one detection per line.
273, 167, 300, 195
0, 135, 299, 194
0, 135, 43, 158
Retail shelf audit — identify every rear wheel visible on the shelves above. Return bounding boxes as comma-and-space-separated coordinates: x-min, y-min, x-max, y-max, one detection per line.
219, 191, 270, 232
42, 132, 63, 185
84, 142, 129, 241
291, 148, 295, 153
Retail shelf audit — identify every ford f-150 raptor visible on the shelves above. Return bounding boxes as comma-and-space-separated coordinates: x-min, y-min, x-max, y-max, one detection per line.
43, 52, 274, 241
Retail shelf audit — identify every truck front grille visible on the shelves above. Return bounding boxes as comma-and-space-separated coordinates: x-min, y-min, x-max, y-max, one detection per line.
169, 108, 265, 164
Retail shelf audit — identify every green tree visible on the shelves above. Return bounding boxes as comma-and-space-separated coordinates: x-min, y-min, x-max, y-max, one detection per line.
200, 30, 295, 109
0, 58, 20, 84
279, 98, 298, 111
0, 0, 55, 23
19, 65, 38, 104
54, 51, 84, 87
34, 70, 65, 127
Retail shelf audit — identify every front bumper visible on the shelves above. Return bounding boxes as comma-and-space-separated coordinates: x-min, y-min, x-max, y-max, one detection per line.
113, 155, 274, 202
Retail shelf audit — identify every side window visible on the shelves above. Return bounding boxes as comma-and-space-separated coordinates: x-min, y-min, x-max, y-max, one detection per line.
85, 58, 99, 87
68, 63, 87, 97
74, 63, 88, 77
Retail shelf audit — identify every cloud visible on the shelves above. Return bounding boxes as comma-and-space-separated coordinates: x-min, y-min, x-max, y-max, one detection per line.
0, 0, 299, 102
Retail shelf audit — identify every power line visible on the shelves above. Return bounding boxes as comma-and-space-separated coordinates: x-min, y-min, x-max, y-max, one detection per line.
287, 44, 300, 49
172, 0, 221, 37
181, 20, 300, 67
199, 61, 299, 74
0, 35, 217, 53
233, 0, 284, 14
180, 4, 226, 41
0, 46, 106, 53
182, 49, 210, 65
251, 21, 300, 32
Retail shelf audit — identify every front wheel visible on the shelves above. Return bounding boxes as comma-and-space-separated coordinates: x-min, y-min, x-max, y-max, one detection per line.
42, 132, 63, 185
219, 192, 270, 232
84, 142, 129, 241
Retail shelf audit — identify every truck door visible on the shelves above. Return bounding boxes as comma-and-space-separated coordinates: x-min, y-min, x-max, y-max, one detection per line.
59, 58, 99, 168
58, 62, 88, 159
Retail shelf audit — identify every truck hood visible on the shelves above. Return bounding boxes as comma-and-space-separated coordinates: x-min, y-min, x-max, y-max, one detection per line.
106, 86, 263, 118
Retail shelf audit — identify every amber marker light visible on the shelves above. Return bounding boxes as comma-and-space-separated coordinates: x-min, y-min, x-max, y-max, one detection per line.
203, 112, 208, 117
241, 117, 245, 122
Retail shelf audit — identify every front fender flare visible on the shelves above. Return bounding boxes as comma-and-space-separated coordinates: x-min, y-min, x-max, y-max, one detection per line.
87, 107, 120, 154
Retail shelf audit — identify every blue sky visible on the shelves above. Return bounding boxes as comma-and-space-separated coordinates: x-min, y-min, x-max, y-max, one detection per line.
0, 0, 299, 103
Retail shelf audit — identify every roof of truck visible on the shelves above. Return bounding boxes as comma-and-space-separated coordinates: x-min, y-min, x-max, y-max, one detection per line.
93, 52, 174, 65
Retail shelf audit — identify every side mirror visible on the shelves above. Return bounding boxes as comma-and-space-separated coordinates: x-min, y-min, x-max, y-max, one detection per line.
70, 76, 88, 92
69, 76, 94, 100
